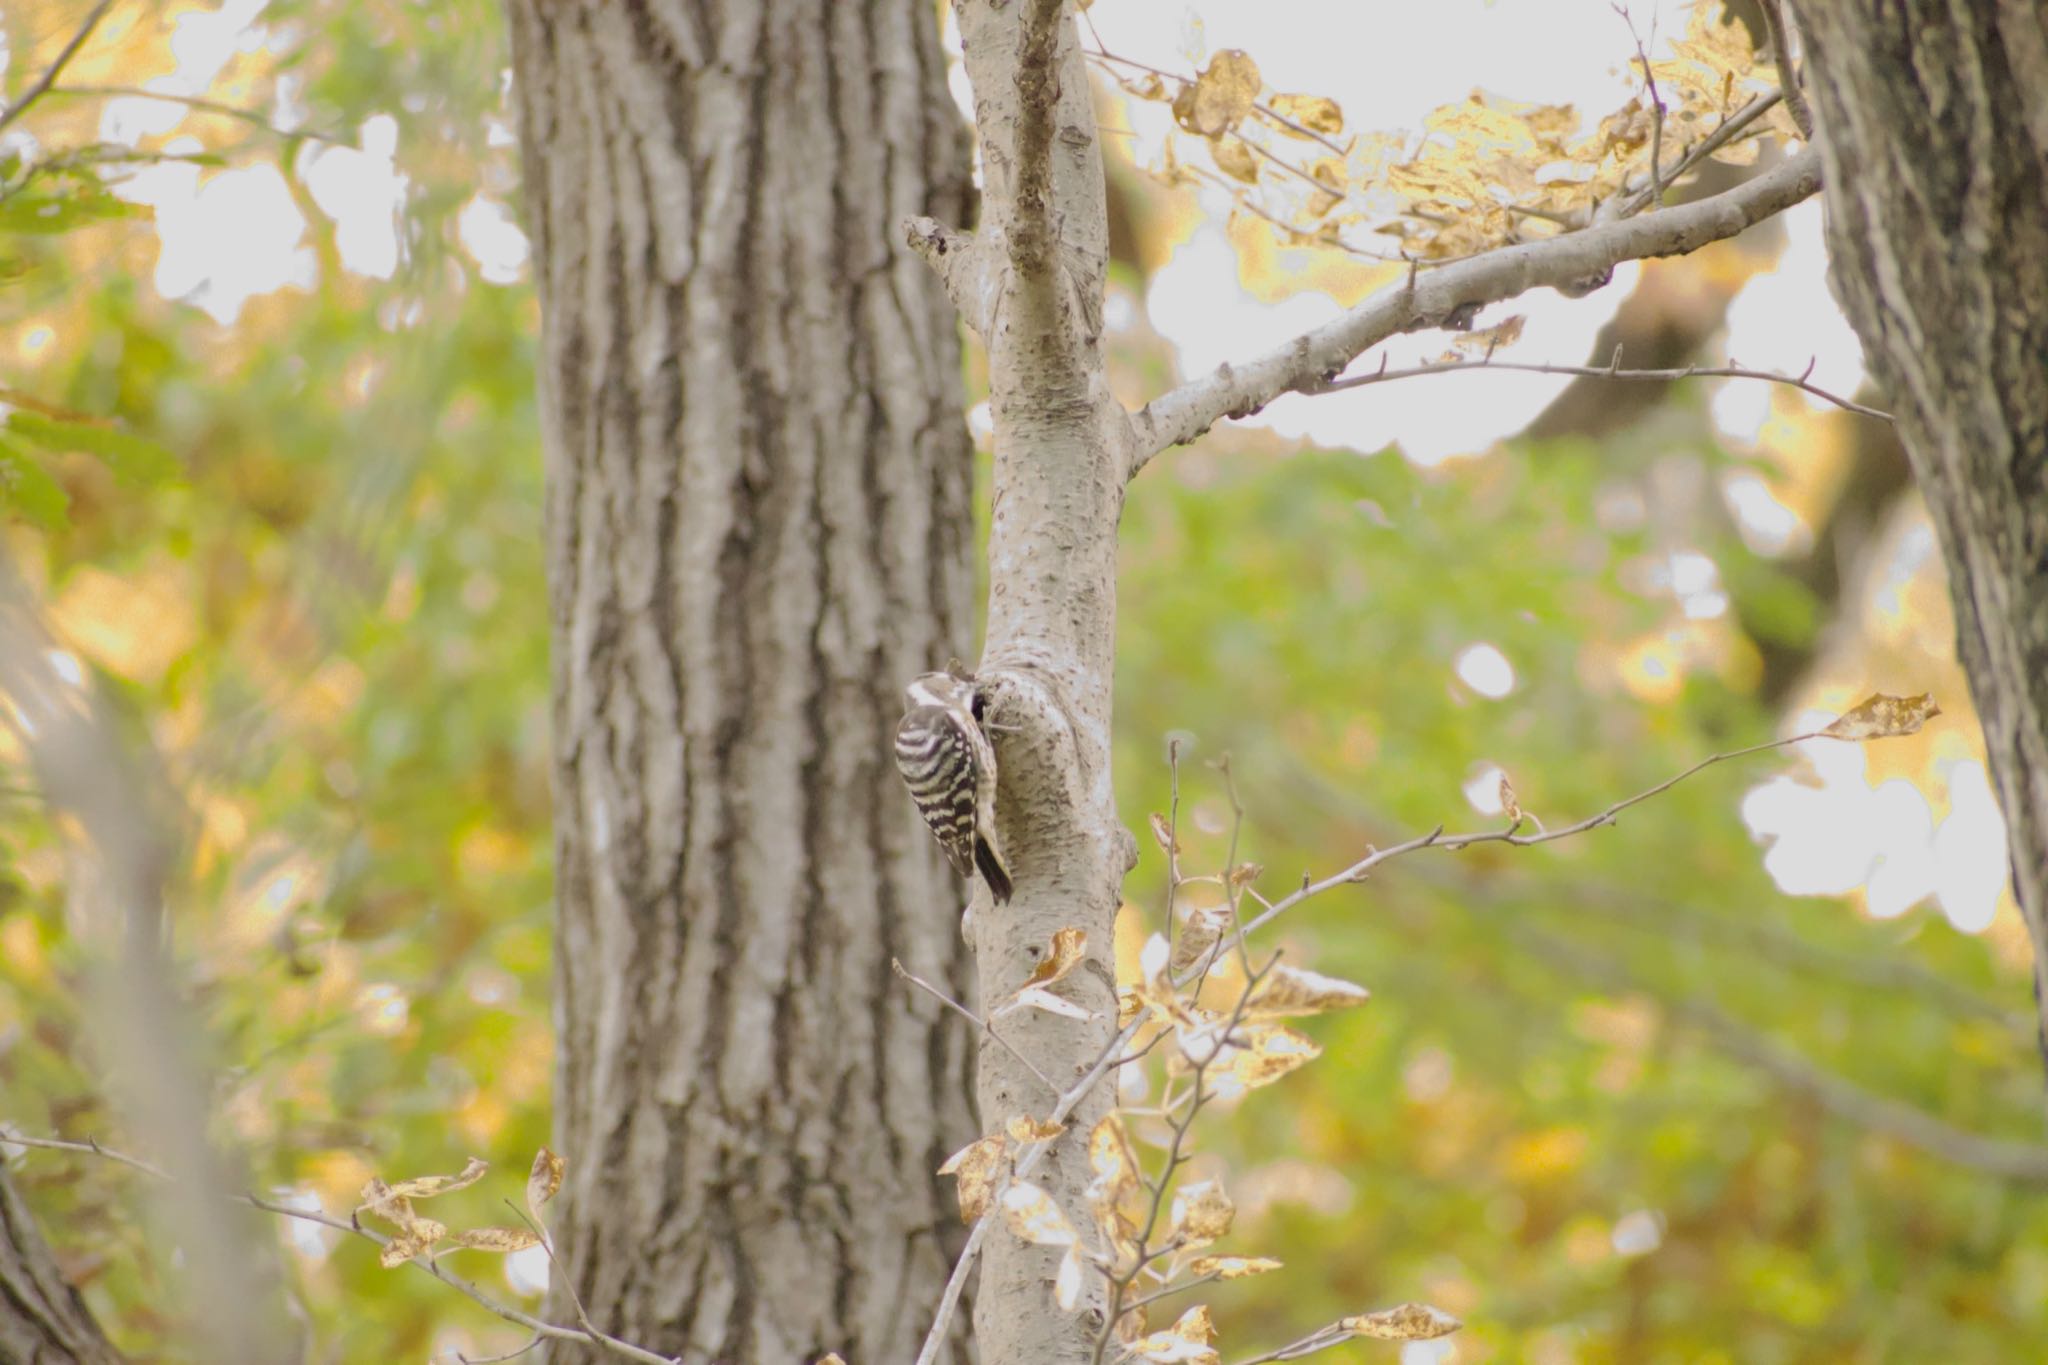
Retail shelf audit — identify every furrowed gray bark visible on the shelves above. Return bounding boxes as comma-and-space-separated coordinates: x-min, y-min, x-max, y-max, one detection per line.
505, 2, 980, 1359
0, 1168, 125, 1365
1789, 1, 2048, 1066
910, 2, 1135, 1361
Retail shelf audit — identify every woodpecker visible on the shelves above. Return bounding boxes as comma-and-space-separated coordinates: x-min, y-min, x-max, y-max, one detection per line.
895, 669, 1012, 904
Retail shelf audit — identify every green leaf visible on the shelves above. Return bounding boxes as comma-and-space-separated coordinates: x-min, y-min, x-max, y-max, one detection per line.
0, 193, 141, 235
6, 411, 182, 485
0, 435, 70, 531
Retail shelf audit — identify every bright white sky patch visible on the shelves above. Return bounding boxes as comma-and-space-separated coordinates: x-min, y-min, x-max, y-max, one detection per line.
1402, 1340, 1457, 1365
272, 1187, 334, 1263
1721, 472, 1811, 556
1463, 763, 1508, 816
1742, 718, 2009, 932
117, 153, 315, 324
504, 1242, 551, 1297
457, 194, 531, 285
304, 116, 408, 280
1719, 198, 1865, 408
1932, 760, 2008, 932
1454, 643, 1516, 699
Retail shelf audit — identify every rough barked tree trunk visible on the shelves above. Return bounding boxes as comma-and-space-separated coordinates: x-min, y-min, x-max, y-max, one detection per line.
1788, 1, 2048, 1058
505, 4, 980, 1359
0, 1169, 124, 1365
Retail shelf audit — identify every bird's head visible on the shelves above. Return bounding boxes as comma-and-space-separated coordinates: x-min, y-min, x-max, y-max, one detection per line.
905, 670, 974, 713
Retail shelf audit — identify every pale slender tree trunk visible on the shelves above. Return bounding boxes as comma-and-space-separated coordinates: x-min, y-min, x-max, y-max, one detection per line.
909, 4, 1136, 1361
0, 1169, 124, 1365
505, 3, 981, 1359
1788, 1, 2048, 1059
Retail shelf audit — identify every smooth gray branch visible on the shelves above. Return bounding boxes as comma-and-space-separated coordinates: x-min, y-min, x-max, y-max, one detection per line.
1129, 148, 1822, 473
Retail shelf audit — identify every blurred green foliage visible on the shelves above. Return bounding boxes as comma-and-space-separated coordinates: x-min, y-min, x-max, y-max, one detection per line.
0, 2, 2040, 1363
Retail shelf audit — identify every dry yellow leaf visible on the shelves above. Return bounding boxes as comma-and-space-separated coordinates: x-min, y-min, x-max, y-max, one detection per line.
1269, 92, 1344, 136
1212, 136, 1260, 184
1170, 1180, 1234, 1246
1007, 1115, 1066, 1144
377, 1217, 447, 1267
1169, 903, 1233, 976
1118, 72, 1167, 102
1148, 811, 1178, 853
1126, 1304, 1221, 1364
448, 1225, 543, 1253
1084, 1115, 1148, 1250
1188, 1255, 1283, 1279
1000, 1181, 1078, 1247
1174, 50, 1260, 138
1021, 927, 1088, 989
1203, 1021, 1322, 1095
1343, 1302, 1463, 1340
942, 1129, 1007, 1227
1821, 692, 1941, 740
1245, 965, 1372, 1018
938, 1134, 1007, 1223
1456, 314, 1527, 354
378, 1157, 489, 1202
526, 1147, 565, 1225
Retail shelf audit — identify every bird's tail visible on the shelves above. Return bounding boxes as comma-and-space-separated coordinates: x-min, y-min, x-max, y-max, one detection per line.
975, 839, 1013, 905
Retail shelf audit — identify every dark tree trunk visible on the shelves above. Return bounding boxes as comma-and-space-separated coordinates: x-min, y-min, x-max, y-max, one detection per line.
1789, 2, 2048, 1054
0, 1168, 124, 1365
505, 2, 981, 1360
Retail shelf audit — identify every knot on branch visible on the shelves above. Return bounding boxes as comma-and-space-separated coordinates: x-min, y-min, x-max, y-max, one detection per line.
904, 214, 961, 258
974, 664, 1087, 826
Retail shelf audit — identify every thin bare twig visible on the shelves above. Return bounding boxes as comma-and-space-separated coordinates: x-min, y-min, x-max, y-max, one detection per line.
1120, 1269, 1220, 1317
1224, 732, 1822, 961
1756, 0, 1814, 139
914, 1005, 1159, 1365
1078, 43, 1349, 158
459, 1333, 543, 1364
1308, 349, 1892, 421
1619, 90, 1783, 217
1614, 4, 1666, 203
893, 957, 1062, 1097
45, 83, 350, 146
0, 0, 117, 137
0, 1133, 689, 1365
1162, 739, 1186, 960
1088, 950, 1278, 1365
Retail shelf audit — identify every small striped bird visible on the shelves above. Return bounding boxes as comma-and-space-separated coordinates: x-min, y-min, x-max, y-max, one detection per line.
895, 669, 1012, 903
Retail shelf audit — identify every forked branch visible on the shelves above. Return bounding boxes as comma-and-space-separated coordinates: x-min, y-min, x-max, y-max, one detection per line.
1128, 149, 1821, 474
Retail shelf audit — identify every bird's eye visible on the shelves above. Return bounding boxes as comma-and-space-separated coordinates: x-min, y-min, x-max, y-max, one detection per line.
970, 689, 988, 722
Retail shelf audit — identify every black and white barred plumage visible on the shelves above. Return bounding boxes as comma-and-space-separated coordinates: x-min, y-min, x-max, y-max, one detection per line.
895, 670, 1012, 904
